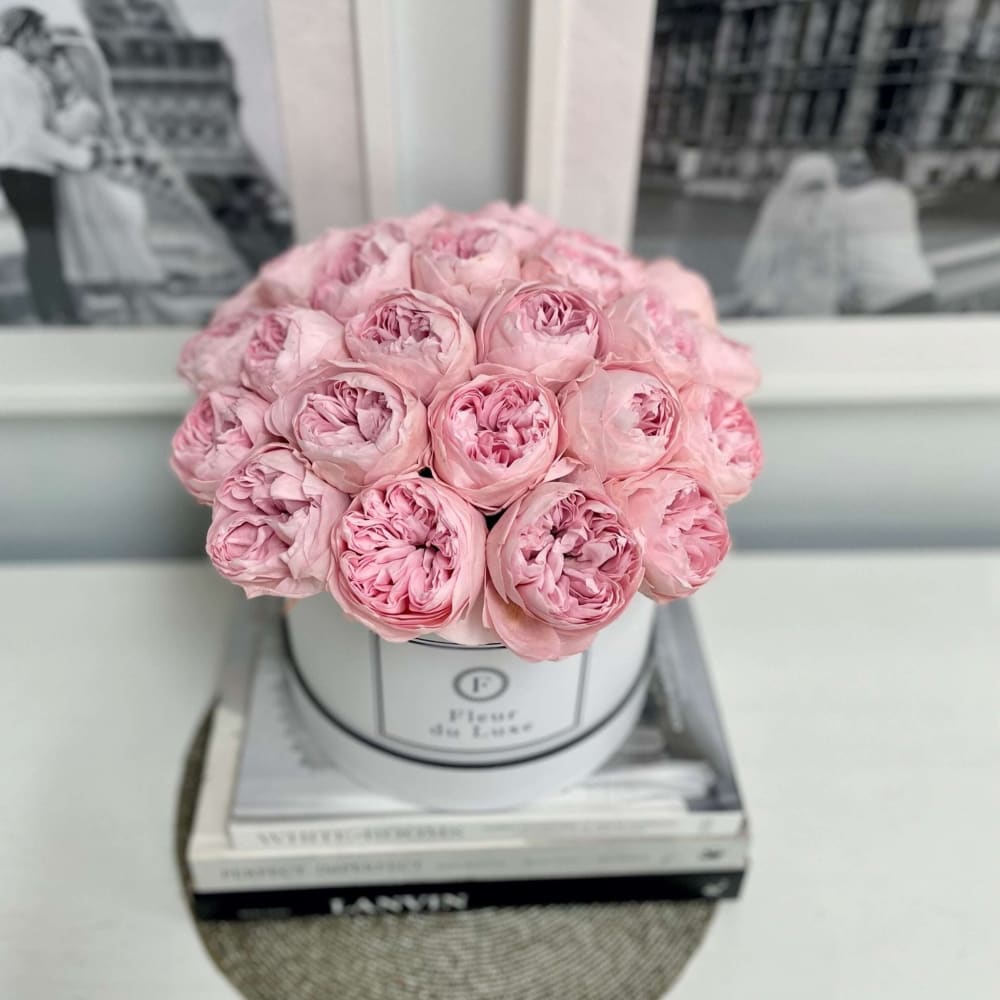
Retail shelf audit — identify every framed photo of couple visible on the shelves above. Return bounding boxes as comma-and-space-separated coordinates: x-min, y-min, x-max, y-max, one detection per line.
0, 0, 374, 334
526, 0, 1000, 404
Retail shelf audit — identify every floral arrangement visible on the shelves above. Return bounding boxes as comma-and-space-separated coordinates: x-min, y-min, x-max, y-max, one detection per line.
171, 202, 761, 661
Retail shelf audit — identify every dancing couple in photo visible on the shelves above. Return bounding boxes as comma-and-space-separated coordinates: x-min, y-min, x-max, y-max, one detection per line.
0, 5, 163, 325
736, 138, 937, 317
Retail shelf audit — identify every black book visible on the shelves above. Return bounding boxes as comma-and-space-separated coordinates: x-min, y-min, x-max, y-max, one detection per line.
194, 870, 744, 921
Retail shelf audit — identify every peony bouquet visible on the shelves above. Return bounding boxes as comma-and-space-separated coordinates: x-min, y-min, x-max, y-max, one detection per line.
171, 202, 761, 662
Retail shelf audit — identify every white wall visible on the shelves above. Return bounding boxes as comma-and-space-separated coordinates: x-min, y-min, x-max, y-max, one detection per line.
3, 386, 996, 560
728, 399, 1000, 549
388, 0, 528, 212
0, 332, 204, 561
2, 413, 208, 561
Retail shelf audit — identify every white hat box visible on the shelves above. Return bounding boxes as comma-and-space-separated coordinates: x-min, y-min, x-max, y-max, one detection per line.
285, 595, 658, 810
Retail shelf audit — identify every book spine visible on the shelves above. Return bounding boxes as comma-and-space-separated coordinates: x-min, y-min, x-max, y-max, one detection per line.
228, 810, 744, 851
192, 870, 745, 920
189, 834, 747, 892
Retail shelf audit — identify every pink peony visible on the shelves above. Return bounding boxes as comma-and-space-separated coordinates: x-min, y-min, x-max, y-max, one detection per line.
396, 204, 451, 244
241, 307, 348, 401
170, 390, 273, 504
476, 281, 608, 389
412, 219, 521, 323
675, 384, 762, 505
559, 364, 685, 479
328, 476, 487, 641
607, 287, 703, 385
608, 468, 730, 601
428, 365, 566, 514
310, 223, 412, 321
267, 362, 428, 493
177, 310, 262, 393
344, 289, 475, 403
522, 229, 643, 308
696, 324, 761, 399
644, 258, 718, 325
173, 199, 760, 648
258, 236, 332, 308
208, 443, 350, 598
208, 279, 267, 325
476, 201, 558, 254
484, 481, 644, 661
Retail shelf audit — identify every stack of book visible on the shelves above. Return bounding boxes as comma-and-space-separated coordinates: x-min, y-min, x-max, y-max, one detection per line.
188, 600, 749, 920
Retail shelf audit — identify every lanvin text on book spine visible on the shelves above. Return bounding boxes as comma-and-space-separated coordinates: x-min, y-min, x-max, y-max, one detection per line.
193, 870, 746, 921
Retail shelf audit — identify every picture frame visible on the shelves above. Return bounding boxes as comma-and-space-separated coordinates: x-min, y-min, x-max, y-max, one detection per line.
0, 0, 392, 341
524, 0, 1000, 359
0, 0, 399, 413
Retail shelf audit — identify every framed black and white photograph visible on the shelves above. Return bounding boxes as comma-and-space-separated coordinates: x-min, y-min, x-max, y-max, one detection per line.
0, 0, 374, 332
528, 0, 1000, 320
635, 0, 1000, 318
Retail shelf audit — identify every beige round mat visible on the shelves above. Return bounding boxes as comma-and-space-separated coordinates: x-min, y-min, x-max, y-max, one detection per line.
177, 716, 715, 1000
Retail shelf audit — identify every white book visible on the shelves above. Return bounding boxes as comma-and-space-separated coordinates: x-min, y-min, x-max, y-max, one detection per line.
192, 829, 748, 893
227, 637, 739, 852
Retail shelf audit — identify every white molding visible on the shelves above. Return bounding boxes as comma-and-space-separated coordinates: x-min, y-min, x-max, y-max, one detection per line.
2, 317, 997, 418
267, 0, 369, 236
524, 0, 656, 245
0, 331, 194, 417
524, 0, 571, 216
353, 0, 399, 219
728, 315, 1000, 406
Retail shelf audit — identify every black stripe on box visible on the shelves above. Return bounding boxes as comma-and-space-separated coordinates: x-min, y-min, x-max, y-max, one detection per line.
193, 870, 745, 920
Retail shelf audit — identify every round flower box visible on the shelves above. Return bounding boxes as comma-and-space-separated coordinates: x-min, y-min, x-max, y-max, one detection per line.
285, 594, 657, 810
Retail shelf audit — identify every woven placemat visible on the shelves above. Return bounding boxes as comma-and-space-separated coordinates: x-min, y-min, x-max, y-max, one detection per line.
177, 715, 715, 1000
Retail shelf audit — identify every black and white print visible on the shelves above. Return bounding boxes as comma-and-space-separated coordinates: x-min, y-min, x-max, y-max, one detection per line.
0, 0, 291, 327
636, 0, 1000, 317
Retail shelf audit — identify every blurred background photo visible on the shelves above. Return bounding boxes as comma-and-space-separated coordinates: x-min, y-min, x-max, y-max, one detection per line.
0, 0, 291, 328
635, 0, 1000, 317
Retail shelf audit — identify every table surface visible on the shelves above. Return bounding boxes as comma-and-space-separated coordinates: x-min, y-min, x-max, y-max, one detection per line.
1, 553, 998, 1000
